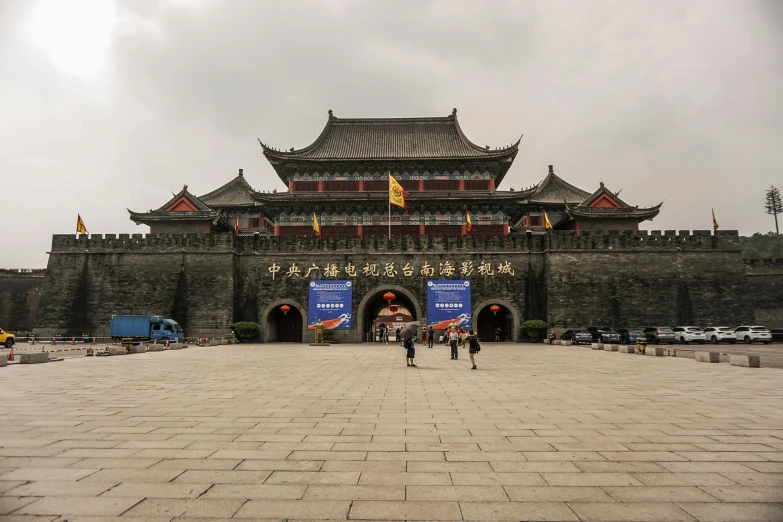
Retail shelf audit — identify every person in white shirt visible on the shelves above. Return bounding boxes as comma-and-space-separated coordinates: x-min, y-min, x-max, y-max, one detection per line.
449, 328, 459, 360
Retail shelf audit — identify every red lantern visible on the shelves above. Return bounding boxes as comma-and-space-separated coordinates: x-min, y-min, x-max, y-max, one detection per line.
389, 305, 398, 313
383, 292, 396, 304
280, 305, 291, 315
490, 305, 501, 315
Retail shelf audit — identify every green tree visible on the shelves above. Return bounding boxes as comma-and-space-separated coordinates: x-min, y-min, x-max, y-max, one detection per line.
765, 185, 782, 235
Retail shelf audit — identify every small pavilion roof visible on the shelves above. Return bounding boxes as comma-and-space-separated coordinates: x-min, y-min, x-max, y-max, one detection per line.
580, 181, 631, 208
527, 166, 591, 204
199, 169, 256, 207
157, 185, 212, 212
563, 203, 663, 221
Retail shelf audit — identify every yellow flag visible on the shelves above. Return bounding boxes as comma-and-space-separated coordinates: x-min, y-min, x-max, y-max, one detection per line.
544, 211, 552, 230
389, 174, 408, 210
465, 209, 473, 232
712, 208, 719, 231
76, 214, 88, 234
312, 212, 321, 239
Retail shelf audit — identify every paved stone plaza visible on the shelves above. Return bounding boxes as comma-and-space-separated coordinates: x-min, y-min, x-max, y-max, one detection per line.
1, 344, 782, 521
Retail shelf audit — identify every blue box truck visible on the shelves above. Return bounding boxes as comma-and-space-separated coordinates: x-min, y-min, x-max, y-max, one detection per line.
110, 315, 184, 342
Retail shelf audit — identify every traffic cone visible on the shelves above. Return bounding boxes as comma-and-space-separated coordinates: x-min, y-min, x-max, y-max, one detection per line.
7, 347, 13, 362
71, 337, 76, 345
86, 346, 93, 356
91, 337, 96, 345
196, 338, 201, 346
31, 337, 36, 345
165, 340, 170, 348
51, 337, 56, 345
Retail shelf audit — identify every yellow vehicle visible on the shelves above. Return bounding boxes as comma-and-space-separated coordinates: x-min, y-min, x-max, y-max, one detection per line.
0, 328, 15, 348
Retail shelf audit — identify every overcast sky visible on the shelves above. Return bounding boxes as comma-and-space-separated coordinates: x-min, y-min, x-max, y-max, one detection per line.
1, 0, 782, 267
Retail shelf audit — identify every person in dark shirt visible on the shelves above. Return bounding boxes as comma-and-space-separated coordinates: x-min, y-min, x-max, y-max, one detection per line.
404, 334, 417, 367
467, 329, 480, 370
427, 326, 435, 349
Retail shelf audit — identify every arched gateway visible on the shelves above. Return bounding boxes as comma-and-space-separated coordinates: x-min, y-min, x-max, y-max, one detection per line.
260, 299, 307, 343
473, 299, 520, 342
357, 285, 423, 343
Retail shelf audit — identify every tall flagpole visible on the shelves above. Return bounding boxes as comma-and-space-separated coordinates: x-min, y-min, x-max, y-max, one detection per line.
388, 169, 391, 241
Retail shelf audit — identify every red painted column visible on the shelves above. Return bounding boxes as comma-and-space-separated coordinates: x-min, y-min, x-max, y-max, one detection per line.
488, 178, 495, 190
459, 179, 465, 191
274, 224, 280, 237
418, 179, 424, 191
288, 180, 294, 191
358, 179, 364, 191
357, 224, 363, 239
461, 224, 467, 235
419, 224, 425, 236
318, 180, 324, 192
575, 223, 581, 236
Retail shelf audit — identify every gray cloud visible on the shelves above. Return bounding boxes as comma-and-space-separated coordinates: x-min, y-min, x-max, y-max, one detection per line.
1, 0, 782, 267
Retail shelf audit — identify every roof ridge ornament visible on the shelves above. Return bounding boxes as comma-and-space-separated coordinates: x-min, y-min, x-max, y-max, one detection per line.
548, 165, 554, 175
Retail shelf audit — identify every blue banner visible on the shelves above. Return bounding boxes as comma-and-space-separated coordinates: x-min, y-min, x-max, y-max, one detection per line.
308, 280, 352, 330
427, 280, 472, 330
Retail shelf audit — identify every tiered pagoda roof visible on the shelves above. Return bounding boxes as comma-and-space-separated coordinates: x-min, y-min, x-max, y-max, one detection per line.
128, 185, 222, 225
199, 170, 255, 207
560, 181, 662, 225
260, 109, 521, 185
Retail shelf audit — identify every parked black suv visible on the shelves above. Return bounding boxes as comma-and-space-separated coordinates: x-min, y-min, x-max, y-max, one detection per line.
586, 327, 621, 343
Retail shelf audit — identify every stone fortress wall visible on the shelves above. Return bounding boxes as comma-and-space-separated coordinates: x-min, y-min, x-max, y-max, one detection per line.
0, 269, 46, 334
10, 229, 777, 341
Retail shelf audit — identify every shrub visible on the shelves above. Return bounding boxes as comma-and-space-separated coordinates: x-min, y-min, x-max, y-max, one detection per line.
521, 320, 549, 341
232, 322, 261, 343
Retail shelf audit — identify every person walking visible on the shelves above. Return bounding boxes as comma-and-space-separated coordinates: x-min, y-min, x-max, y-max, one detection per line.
427, 326, 435, 349
449, 328, 459, 360
395, 327, 401, 344
466, 329, 480, 370
495, 327, 501, 342
404, 334, 417, 367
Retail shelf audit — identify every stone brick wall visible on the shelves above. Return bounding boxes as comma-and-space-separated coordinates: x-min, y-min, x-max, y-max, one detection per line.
32, 229, 767, 340
0, 269, 45, 334
35, 234, 234, 338
546, 230, 753, 328
745, 259, 783, 328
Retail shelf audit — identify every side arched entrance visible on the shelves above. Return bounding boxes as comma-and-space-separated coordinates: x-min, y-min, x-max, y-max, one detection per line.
356, 285, 423, 343
260, 299, 307, 343
473, 299, 520, 342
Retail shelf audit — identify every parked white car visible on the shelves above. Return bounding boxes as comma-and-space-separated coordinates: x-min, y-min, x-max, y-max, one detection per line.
734, 326, 772, 344
702, 326, 737, 344
673, 326, 706, 344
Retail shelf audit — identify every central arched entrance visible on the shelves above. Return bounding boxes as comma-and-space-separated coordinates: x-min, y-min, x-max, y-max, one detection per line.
473, 299, 520, 342
357, 285, 422, 343
261, 300, 306, 343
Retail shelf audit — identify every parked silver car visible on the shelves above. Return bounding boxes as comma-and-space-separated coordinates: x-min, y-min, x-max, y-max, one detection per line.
644, 327, 676, 344
702, 326, 737, 344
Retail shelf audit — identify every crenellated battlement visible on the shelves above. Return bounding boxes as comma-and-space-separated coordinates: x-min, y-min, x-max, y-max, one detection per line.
49, 230, 743, 254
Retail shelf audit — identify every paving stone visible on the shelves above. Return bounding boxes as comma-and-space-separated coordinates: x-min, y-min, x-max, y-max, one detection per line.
701, 486, 783, 502
320, 460, 405, 472
504, 486, 614, 502
236, 459, 323, 471
349, 500, 462, 520
265, 471, 359, 485
172, 469, 273, 483
201, 484, 307, 499
459, 500, 579, 521
79, 468, 184, 483
0, 496, 39, 515
302, 484, 405, 500
0, 468, 99, 481
569, 501, 696, 521
233, 499, 351, 519
677, 502, 783, 521
450, 472, 546, 486
406, 485, 508, 501
101, 482, 211, 498
602, 486, 719, 502
15, 496, 143, 516
122, 498, 245, 518
631, 472, 740, 486
4, 481, 117, 497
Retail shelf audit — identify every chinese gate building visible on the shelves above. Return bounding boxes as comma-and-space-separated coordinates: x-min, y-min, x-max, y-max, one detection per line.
35, 110, 752, 342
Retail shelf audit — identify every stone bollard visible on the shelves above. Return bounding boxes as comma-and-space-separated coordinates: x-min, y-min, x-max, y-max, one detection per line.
21, 352, 49, 364
730, 354, 760, 368
131, 345, 147, 354
619, 345, 636, 353
695, 351, 719, 363
168, 344, 183, 350
0, 357, 7, 367
604, 344, 619, 352
645, 347, 665, 357
148, 344, 165, 352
